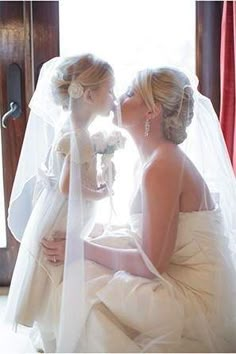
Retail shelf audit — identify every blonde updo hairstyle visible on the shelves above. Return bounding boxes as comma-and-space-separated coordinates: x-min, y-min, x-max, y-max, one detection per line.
135, 67, 194, 144
51, 53, 113, 110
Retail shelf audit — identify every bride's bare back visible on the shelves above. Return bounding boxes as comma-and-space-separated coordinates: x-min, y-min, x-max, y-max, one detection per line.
131, 143, 214, 215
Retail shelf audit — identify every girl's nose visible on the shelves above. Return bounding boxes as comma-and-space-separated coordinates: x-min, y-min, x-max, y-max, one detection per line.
118, 93, 126, 105
111, 100, 118, 113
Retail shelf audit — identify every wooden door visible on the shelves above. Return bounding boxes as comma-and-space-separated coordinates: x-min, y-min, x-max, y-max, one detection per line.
0, 1, 59, 286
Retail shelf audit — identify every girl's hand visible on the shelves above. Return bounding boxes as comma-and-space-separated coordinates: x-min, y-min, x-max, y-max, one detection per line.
95, 184, 110, 200
83, 184, 113, 200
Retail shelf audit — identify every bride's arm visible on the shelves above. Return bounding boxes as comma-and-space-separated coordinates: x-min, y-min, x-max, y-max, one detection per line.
141, 158, 181, 273
84, 240, 154, 278
42, 235, 154, 278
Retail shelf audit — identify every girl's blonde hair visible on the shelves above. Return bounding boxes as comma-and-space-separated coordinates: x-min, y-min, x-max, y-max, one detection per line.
51, 53, 113, 110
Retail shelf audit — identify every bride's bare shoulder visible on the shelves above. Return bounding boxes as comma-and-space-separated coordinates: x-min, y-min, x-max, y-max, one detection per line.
141, 145, 187, 199
144, 144, 184, 175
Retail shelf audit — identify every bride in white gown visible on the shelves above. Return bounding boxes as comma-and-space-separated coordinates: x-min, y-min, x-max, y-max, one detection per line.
42, 67, 236, 352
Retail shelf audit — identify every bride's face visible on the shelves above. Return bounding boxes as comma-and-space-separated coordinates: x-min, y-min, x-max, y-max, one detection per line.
118, 85, 148, 128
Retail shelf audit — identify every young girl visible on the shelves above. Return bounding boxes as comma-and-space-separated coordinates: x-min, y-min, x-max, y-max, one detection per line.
5, 54, 115, 352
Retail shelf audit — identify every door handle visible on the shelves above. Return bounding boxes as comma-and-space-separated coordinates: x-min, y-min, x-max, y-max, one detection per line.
1, 63, 22, 129
2, 102, 21, 128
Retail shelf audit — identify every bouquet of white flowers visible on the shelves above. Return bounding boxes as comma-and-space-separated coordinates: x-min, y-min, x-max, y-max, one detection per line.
91, 130, 126, 155
91, 130, 126, 188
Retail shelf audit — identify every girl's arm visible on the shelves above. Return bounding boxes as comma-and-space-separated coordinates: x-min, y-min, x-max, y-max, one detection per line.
59, 155, 109, 200
59, 154, 70, 195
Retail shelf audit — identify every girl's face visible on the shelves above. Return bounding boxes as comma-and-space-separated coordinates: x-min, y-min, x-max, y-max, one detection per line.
118, 85, 148, 128
93, 77, 115, 116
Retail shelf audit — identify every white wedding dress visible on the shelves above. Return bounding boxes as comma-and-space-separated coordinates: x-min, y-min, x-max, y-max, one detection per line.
5, 129, 97, 339
63, 207, 236, 353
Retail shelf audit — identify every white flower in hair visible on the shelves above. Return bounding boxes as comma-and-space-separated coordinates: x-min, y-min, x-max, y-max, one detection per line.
68, 81, 84, 99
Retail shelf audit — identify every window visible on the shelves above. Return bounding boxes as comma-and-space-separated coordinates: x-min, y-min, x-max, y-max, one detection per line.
59, 0, 195, 221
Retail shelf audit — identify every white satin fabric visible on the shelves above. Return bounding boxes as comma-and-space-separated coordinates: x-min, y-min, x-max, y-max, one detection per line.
63, 208, 236, 353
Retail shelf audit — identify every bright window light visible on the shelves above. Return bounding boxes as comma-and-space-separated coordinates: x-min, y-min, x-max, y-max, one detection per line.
59, 0, 195, 222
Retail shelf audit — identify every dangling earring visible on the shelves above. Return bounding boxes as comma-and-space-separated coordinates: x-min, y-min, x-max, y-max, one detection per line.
144, 118, 151, 137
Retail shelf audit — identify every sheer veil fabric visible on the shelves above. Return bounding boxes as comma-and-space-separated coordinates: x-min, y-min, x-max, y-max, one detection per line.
5, 58, 236, 353
5, 56, 113, 352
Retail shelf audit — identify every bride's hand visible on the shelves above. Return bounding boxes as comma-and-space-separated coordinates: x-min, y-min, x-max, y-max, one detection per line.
41, 234, 66, 266
41, 223, 105, 265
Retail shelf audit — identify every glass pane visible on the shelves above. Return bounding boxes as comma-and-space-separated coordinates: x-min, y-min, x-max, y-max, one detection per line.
59, 0, 195, 222
59, 0, 195, 90
0, 125, 6, 248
